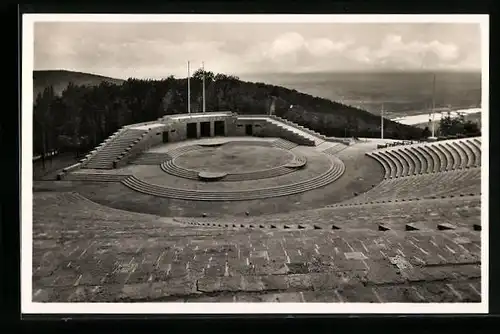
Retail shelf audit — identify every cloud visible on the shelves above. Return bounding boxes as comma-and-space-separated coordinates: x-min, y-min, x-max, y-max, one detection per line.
266, 32, 305, 59
306, 38, 349, 56
262, 32, 349, 60
33, 23, 480, 78
371, 34, 461, 69
350, 46, 372, 64
244, 32, 353, 72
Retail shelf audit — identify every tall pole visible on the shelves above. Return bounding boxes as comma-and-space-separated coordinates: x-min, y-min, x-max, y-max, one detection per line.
202, 61, 206, 113
187, 61, 191, 114
431, 73, 436, 137
381, 103, 384, 140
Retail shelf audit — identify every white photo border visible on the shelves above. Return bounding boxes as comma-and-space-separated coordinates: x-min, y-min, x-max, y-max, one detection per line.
21, 14, 490, 314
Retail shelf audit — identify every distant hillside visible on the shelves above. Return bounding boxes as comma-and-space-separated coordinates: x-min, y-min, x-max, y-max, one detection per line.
33, 70, 124, 97
33, 69, 427, 158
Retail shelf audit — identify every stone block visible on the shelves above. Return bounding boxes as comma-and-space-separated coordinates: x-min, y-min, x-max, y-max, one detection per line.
437, 223, 456, 231
405, 223, 419, 231
378, 224, 390, 231
344, 252, 368, 260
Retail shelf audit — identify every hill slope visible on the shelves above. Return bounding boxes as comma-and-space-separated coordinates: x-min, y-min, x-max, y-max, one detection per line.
32, 70, 424, 157
33, 70, 125, 97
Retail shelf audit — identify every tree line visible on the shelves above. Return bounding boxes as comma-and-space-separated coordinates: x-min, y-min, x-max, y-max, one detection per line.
420, 112, 481, 139
34, 70, 449, 165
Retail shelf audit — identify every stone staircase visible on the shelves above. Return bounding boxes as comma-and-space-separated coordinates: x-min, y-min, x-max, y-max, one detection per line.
270, 115, 327, 144
78, 127, 127, 166
236, 115, 325, 146
266, 117, 325, 146
81, 128, 148, 169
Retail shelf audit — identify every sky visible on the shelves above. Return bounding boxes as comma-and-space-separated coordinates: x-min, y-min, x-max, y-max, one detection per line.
33, 21, 482, 80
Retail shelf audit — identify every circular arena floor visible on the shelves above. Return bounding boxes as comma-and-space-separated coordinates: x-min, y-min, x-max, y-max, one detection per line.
174, 145, 294, 173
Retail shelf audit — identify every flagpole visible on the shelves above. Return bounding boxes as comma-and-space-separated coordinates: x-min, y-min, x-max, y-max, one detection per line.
202, 61, 206, 113
187, 61, 191, 114
381, 103, 384, 140
431, 73, 436, 137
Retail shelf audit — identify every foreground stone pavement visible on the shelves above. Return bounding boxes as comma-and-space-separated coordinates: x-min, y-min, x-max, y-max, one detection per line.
32, 192, 481, 303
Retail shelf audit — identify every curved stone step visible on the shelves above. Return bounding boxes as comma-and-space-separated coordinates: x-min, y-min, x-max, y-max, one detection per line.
445, 142, 461, 170
374, 151, 396, 179
160, 160, 199, 179
122, 157, 345, 201
460, 140, 477, 168
429, 144, 447, 172
384, 150, 404, 178
413, 146, 431, 174
160, 149, 307, 182
451, 142, 468, 169
468, 139, 482, 167
421, 145, 440, 173
367, 152, 390, 179
437, 144, 454, 171
400, 148, 418, 176
391, 149, 410, 177
341, 168, 480, 204
404, 147, 422, 175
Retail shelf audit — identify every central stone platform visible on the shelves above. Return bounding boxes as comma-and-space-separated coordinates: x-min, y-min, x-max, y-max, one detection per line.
115, 138, 345, 200
198, 171, 228, 181
174, 145, 294, 174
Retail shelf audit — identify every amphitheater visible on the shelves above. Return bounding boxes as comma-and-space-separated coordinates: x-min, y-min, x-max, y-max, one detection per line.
32, 112, 483, 303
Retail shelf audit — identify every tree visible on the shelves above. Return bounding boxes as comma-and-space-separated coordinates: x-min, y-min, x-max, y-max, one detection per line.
463, 120, 480, 136
33, 86, 56, 169
192, 68, 215, 84
439, 112, 480, 138
421, 126, 431, 138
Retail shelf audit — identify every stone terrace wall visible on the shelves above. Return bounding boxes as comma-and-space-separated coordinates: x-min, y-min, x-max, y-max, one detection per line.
163, 113, 239, 142
232, 117, 314, 146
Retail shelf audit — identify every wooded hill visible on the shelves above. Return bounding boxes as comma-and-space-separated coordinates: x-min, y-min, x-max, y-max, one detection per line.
33, 69, 425, 157
34, 70, 125, 97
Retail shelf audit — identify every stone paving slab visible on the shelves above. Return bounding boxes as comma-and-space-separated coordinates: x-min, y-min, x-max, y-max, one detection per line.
32, 192, 482, 303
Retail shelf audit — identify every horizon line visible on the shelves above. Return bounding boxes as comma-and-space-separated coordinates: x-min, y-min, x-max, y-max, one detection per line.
33, 68, 482, 81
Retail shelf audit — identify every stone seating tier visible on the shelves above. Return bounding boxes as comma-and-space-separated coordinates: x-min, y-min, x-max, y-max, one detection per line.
368, 138, 481, 179
342, 168, 481, 204
176, 195, 480, 232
